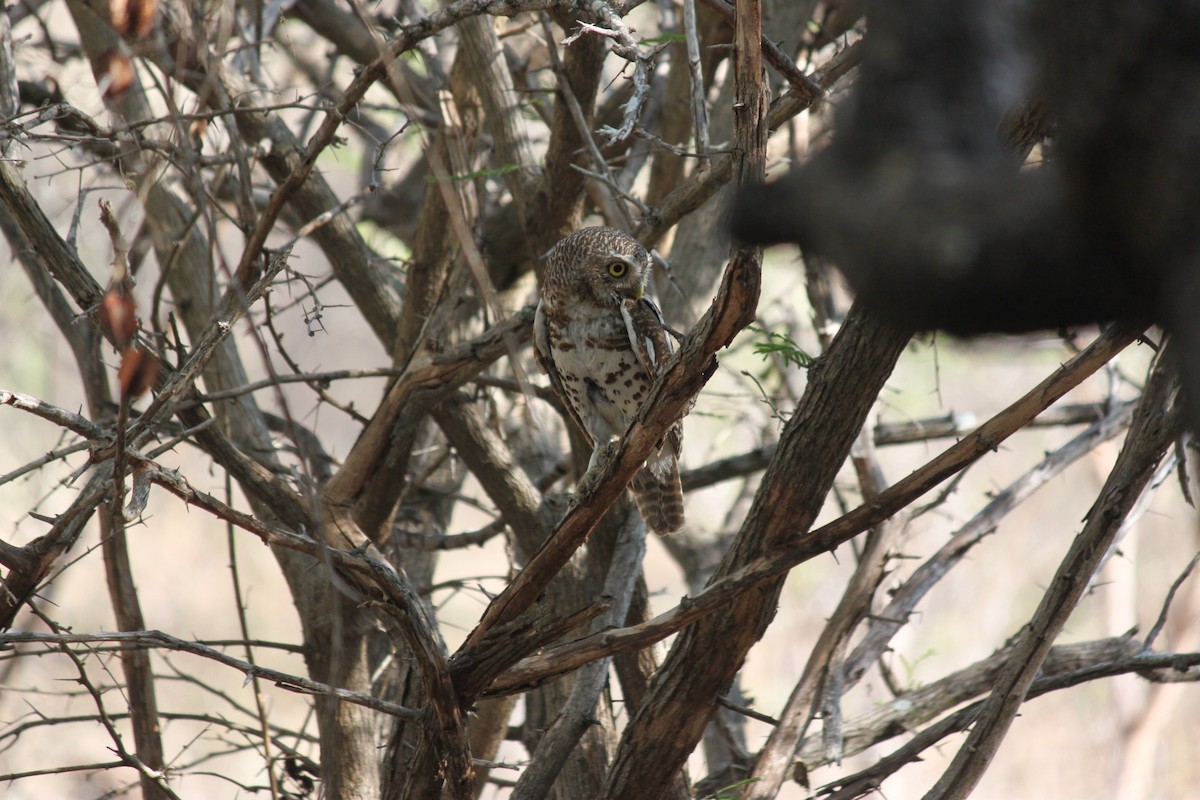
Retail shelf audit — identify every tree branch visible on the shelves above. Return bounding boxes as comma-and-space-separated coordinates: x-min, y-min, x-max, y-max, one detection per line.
924, 342, 1182, 800
1, 630, 424, 720
482, 324, 1142, 698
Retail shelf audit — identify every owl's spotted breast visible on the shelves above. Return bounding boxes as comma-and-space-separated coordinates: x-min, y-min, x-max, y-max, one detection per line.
544, 307, 653, 443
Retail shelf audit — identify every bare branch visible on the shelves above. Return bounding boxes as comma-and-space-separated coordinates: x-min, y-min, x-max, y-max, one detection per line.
843, 398, 1138, 689
0, 390, 105, 440
637, 40, 863, 248
819, 646, 1200, 800
924, 342, 1181, 800
509, 512, 645, 799
1, 630, 423, 720
1145, 550, 1200, 649
483, 324, 1143, 697
3, 1, 1194, 795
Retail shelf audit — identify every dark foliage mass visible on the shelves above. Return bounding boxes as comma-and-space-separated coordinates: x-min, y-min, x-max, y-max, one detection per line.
734, 0, 1200, 341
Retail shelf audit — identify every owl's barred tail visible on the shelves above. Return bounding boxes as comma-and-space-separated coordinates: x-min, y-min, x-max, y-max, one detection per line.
630, 464, 685, 535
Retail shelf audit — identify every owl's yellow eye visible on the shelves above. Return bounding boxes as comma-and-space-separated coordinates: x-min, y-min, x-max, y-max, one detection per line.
607, 261, 628, 278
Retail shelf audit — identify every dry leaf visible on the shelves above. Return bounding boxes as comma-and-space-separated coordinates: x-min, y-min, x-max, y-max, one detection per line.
95, 50, 135, 98
110, 0, 159, 38
792, 761, 810, 789
99, 286, 138, 349
118, 346, 159, 400
188, 117, 209, 150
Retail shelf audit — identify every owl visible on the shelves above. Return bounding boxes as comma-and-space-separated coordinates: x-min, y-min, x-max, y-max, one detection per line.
534, 226, 685, 534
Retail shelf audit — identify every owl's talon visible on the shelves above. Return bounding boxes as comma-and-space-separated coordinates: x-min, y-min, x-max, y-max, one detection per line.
579, 437, 622, 496
586, 435, 622, 471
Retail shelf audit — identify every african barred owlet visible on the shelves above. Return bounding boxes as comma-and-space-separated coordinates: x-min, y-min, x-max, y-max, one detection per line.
534, 226, 685, 534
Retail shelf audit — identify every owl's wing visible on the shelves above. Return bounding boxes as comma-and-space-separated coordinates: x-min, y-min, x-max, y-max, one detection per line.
534, 300, 594, 445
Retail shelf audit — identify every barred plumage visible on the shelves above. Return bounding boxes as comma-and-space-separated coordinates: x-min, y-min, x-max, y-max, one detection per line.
533, 226, 685, 534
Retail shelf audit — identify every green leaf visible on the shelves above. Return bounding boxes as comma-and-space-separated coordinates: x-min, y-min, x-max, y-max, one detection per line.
638, 32, 688, 45
747, 325, 814, 370
428, 163, 522, 183
707, 777, 761, 800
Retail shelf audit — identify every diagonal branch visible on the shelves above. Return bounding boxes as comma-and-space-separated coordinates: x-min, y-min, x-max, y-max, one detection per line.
482, 323, 1144, 697
637, 40, 863, 249
808, 635, 1144, 772
454, 215, 760, 666
126, 250, 292, 442
225, 0, 569, 293
0, 469, 111, 629
696, 0, 824, 98
841, 398, 1138, 689
0, 390, 105, 440
923, 342, 1182, 800
821, 646, 1200, 800
41, 614, 183, 800
0, 162, 105, 314
319, 305, 536, 542
746, 428, 903, 796
508, 512, 646, 800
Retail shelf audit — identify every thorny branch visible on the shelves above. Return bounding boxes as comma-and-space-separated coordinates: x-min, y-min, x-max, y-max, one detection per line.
1, 0, 1196, 797
0, 630, 424, 720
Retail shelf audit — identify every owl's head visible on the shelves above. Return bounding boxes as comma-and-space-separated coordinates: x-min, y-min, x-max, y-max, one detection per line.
545, 226, 652, 308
